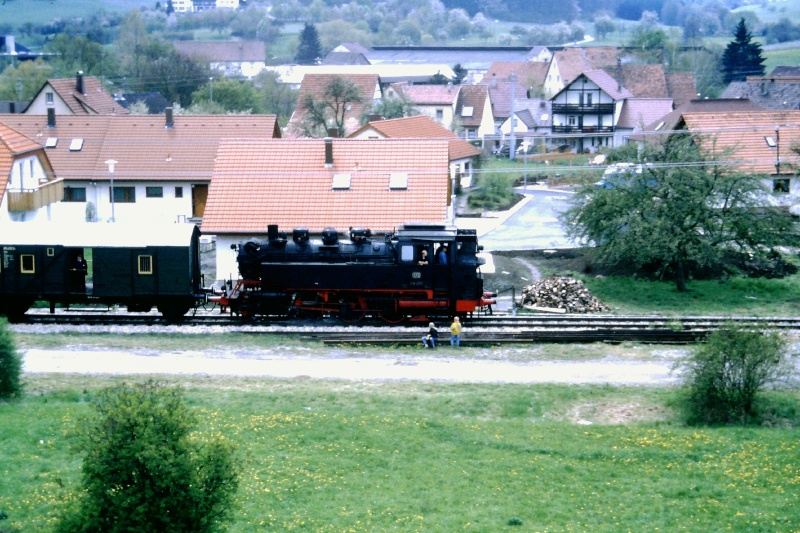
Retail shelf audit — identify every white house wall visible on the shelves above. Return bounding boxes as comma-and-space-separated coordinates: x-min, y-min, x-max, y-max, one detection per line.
53, 181, 196, 223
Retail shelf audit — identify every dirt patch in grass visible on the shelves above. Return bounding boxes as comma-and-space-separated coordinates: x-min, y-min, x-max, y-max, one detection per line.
569, 400, 674, 425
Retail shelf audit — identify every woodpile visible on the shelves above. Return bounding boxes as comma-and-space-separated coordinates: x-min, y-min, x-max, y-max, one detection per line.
519, 276, 611, 313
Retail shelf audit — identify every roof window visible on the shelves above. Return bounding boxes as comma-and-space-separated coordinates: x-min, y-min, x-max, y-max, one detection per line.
45, 137, 58, 148
765, 136, 776, 148
69, 138, 83, 151
389, 172, 408, 190
654, 121, 665, 131
461, 106, 474, 117
332, 173, 351, 189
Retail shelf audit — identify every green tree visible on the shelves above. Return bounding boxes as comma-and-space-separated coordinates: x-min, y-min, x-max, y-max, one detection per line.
190, 78, 263, 113
56, 380, 239, 533
295, 23, 322, 65
594, 15, 617, 40
136, 45, 212, 107
44, 34, 110, 78
676, 325, 793, 425
294, 76, 363, 137
360, 94, 418, 122
560, 133, 794, 291
252, 70, 297, 125
0, 59, 53, 101
0, 318, 22, 400
721, 18, 765, 84
117, 10, 152, 82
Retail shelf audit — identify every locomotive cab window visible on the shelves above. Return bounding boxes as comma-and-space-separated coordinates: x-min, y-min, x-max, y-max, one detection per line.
138, 255, 153, 275
400, 245, 415, 262
47, 248, 55, 257
20, 254, 35, 273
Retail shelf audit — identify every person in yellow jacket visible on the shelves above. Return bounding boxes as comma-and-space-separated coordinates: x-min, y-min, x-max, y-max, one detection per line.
449, 317, 462, 347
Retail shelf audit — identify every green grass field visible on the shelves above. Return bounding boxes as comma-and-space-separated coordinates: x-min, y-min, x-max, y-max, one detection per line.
1, 375, 798, 532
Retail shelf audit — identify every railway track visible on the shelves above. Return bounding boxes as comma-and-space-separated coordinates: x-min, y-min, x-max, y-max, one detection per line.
19, 309, 800, 345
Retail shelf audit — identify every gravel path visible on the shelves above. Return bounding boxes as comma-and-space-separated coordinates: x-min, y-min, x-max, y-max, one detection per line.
21, 346, 682, 385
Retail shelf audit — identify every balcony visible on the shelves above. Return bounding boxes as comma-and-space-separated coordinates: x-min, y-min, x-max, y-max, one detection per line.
552, 125, 616, 134
551, 103, 616, 115
7, 179, 64, 212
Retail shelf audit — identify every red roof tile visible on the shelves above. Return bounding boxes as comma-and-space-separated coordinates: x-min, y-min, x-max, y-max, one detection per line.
201, 138, 451, 234
350, 115, 480, 160
0, 114, 281, 182
679, 110, 800, 174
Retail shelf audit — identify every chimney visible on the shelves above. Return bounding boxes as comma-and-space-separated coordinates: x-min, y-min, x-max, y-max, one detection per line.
47, 106, 55, 128
324, 137, 333, 168
326, 127, 339, 138
76, 70, 85, 95
5, 35, 16, 56
165, 107, 174, 128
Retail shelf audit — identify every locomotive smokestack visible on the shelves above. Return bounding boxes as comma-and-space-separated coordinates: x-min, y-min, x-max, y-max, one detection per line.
324, 137, 333, 168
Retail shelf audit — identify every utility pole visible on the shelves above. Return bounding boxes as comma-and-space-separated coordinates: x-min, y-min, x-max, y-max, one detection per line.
509, 70, 516, 161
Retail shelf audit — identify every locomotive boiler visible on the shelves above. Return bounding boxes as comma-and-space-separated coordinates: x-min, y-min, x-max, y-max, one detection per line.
222, 223, 496, 322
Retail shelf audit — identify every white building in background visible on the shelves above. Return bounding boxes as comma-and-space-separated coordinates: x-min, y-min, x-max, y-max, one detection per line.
171, 0, 240, 13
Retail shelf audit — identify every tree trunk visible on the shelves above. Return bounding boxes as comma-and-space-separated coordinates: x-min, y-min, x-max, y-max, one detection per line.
675, 260, 688, 292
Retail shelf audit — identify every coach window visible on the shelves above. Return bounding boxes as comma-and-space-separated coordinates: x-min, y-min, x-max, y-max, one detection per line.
20, 254, 35, 274
138, 255, 153, 275
146, 186, 163, 198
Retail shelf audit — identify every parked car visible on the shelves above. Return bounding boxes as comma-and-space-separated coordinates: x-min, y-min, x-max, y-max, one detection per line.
492, 145, 510, 158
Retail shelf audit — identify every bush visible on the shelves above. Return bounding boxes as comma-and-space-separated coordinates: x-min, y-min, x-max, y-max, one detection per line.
676, 325, 795, 425
56, 380, 240, 533
0, 317, 23, 400
467, 172, 518, 210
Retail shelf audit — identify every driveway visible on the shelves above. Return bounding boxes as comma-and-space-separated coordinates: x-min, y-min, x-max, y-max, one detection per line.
457, 185, 576, 252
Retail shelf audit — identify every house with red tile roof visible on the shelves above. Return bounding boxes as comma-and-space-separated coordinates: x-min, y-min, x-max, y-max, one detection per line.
677, 110, 800, 210
0, 110, 280, 224
551, 70, 634, 153
627, 98, 764, 147
385, 83, 461, 131
24, 72, 128, 116
454, 84, 495, 143
201, 138, 452, 280
288, 73, 382, 138
349, 115, 481, 188
0, 122, 59, 224
172, 40, 266, 79
615, 98, 674, 145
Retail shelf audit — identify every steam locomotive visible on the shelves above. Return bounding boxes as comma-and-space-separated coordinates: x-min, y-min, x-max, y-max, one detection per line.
221, 223, 496, 322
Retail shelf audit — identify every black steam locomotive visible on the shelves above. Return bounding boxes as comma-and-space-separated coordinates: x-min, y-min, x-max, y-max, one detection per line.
222, 223, 495, 322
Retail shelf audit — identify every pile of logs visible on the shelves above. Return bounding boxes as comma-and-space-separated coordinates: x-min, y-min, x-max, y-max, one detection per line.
518, 276, 611, 314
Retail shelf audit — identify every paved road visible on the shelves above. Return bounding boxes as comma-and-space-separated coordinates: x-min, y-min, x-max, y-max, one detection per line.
457, 185, 576, 252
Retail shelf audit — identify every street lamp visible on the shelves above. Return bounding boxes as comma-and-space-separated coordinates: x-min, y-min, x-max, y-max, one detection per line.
105, 159, 117, 222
